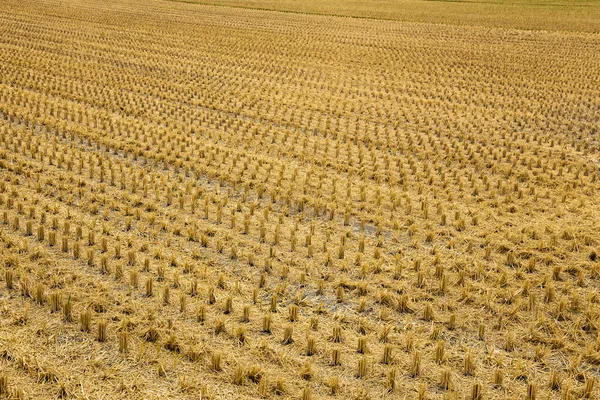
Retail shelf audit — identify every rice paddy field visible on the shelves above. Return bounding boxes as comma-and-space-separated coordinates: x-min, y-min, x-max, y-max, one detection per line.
0, 0, 599, 398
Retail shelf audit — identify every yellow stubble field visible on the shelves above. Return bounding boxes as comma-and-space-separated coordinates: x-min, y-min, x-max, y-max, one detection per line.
0, 0, 599, 398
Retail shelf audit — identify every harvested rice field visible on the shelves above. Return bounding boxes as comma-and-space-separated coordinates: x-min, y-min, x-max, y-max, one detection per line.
0, 0, 599, 398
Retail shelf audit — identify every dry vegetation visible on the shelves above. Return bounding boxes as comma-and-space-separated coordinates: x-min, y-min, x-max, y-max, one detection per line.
173, 0, 600, 32
0, 0, 599, 398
